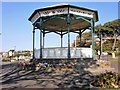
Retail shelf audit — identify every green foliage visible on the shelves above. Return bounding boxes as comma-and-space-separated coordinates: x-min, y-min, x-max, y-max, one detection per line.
104, 19, 120, 30
72, 19, 120, 51
114, 51, 120, 56
107, 51, 120, 56
95, 19, 120, 37
95, 24, 113, 37
79, 31, 92, 40
72, 31, 92, 47
95, 19, 120, 51
2, 59, 10, 62
116, 40, 120, 49
110, 58, 120, 62
102, 40, 113, 51
92, 72, 120, 89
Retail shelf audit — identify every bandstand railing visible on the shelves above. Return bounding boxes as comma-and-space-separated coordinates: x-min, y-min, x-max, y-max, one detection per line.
34, 47, 92, 59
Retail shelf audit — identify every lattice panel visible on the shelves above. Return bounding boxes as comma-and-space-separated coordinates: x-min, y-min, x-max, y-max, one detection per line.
40, 8, 68, 17
69, 7, 94, 18
31, 12, 40, 24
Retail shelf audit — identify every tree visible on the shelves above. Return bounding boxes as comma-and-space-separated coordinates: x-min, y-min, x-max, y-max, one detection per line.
72, 31, 92, 47
72, 19, 120, 51
95, 24, 113, 38
103, 19, 120, 50
94, 19, 120, 51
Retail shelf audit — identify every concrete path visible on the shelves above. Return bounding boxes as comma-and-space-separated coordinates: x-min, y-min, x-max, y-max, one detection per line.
0, 60, 116, 89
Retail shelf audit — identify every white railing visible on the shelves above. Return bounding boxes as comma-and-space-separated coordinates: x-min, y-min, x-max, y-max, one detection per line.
35, 47, 92, 59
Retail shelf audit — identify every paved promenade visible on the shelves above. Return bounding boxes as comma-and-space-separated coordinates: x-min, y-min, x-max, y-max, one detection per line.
0, 60, 116, 89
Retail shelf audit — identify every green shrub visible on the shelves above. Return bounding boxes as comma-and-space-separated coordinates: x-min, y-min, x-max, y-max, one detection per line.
92, 72, 120, 88
107, 51, 112, 55
107, 51, 120, 56
2, 59, 10, 62
115, 51, 120, 56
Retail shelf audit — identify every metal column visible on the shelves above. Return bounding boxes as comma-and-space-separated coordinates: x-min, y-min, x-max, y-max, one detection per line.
40, 18, 42, 60
61, 32, 63, 48
91, 19, 95, 60
32, 26, 35, 61
79, 31, 82, 47
67, 11, 71, 59
43, 30, 45, 49
79, 30, 82, 59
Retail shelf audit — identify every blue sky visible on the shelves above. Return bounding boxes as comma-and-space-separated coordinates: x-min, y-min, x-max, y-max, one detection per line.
1, 2, 118, 52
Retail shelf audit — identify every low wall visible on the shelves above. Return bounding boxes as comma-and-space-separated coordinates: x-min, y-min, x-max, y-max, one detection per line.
35, 47, 92, 59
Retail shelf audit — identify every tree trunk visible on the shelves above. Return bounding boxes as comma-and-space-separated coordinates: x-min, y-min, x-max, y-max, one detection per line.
100, 33, 103, 59
112, 33, 117, 50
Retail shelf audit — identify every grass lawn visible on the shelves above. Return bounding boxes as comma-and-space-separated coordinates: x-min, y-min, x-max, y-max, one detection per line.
110, 58, 120, 73
110, 58, 120, 62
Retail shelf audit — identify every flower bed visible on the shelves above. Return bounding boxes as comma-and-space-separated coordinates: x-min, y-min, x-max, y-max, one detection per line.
35, 63, 74, 72
91, 72, 120, 89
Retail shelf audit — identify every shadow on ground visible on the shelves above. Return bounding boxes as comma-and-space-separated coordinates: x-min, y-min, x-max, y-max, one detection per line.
1, 58, 100, 89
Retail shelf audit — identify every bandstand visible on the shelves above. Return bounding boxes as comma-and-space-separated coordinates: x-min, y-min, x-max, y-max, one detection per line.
28, 4, 99, 62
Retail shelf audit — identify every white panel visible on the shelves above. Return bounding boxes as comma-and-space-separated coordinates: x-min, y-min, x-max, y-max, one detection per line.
35, 47, 92, 59
40, 8, 68, 17
81, 48, 92, 58
69, 7, 94, 18
31, 7, 95, 24
31, 12, 40, 24
34, 49, 40, 59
